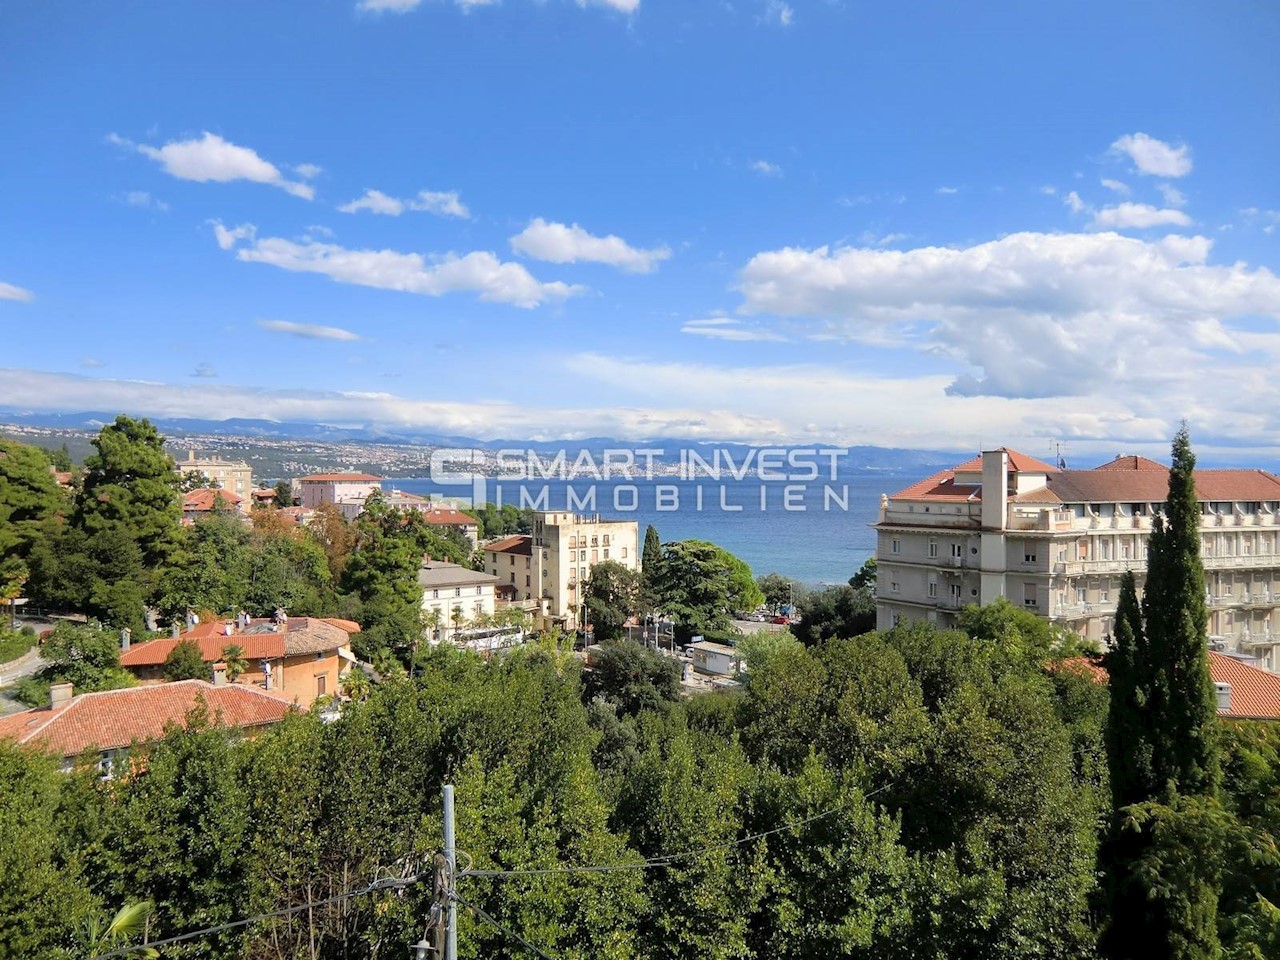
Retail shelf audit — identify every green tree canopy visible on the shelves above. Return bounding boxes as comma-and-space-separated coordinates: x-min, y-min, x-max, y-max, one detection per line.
162, 638, 209, 681
583, 560, 640, 642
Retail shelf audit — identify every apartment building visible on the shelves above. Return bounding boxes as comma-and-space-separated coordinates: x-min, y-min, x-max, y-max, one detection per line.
296, 472, 383, 518
176, 451, 253, 511
875, 449, 1280, 672
482, 511, 640, 630
418, 560, 500, 641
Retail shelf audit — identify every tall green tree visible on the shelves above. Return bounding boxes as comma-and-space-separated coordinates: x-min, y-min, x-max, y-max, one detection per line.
0, 440, 65, 602
642, 523, 661, 574
1102, 425, 1223, 960
583, 560, 640, 642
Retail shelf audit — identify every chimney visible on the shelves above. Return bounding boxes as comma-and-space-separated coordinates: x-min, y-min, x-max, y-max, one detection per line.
981, 449, 1009, 531
50, 682, 73, 708
120, 627, 131, 652
212, 662, 228, 686
1215, 682, 1232, 713
171, 621, 181, 639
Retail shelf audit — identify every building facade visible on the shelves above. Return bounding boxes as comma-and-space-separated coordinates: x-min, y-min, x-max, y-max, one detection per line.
418, 560, 500, 641
875, 449, 1280, 673
176, 451, 253, 511
296, 473, 383, 518
482, 512, 640, 630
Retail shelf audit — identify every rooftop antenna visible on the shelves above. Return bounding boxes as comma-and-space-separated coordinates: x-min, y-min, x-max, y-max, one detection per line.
1054, 440, 1067, 470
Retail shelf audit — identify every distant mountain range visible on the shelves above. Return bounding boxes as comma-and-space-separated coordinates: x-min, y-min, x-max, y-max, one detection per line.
0, 410, 965, 472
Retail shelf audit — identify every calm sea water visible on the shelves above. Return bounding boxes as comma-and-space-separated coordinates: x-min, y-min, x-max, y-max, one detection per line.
390, 471, 913, 585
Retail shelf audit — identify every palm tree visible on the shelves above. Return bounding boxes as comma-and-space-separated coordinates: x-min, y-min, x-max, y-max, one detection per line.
221, 643, 248, 683
341, 667, 371, 702
80, 901, 159, 958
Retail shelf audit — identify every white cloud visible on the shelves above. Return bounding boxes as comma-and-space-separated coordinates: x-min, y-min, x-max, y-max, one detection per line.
509, 219, 670, 273
113, 131, 316, 199
762, 0, 793, 25
409, 190, 469, 218
1092, 203, 1191, 229
579, 0, 640, 11
1158, 183, 1187, 207
936, 186, 958, 195
338, 189, 404, 216
0, 282, 34, 302
123, 190, 170, 212
858, 231, 909, 248
192, 363, 218, 379
1063, 191, 1087, 214
338, 188, 469, 218
79, 358, 106, 368
211, 220, 257, 250
681, 318, 786, 342
217, 225, 582, 308
1039, 185, 1057, 196
1111, 132, 1193, 178
736, 230, 1280, 401
258, 320, 361, 341
357, 0, 420, 11
294, 163, 323, 179
750, 160, 783, 177
1100, 178, 1130, 195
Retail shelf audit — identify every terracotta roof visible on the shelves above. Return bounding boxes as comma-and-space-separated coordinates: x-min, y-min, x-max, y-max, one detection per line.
420, 505, 477, 526
1045, 468, 1280, 504
0, 681, 293, 758
183, 488, 244, 511
952, 448, 1060, 475
1055, 653, 1280, 720
888, 469, 982, 503
122, 617, 352, 667
298, 473, 383, 482
484, 534, 533, 556
1095, 455, 1168, 471
53, 471, 74, 486
120, 634, 285, 667
251, 487, 278, 499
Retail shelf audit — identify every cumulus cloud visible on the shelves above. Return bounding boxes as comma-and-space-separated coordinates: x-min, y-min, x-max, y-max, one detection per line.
936, 186, 958, 195
258, 320, 361, 341
1158, 183, 1187, 207
510, 219, 670, 273
750, 160, 783, 177
0, 282, 34, 302
123, 190, 170, 212
216, 225, 582, 308
1092, 203, 1192, 229
1063, 191, 1087, 214
111, 131, 316, 199
681, 318, 786, 342
211, 221, 257, 250
762, 0, 793, 25
1100, 178, 1130, 195
338, 188, 469, 218
1111, 132, 1193, 178
736, 230, 1280, 400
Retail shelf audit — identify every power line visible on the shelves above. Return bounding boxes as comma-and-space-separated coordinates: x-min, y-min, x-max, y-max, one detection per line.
88, 874, 425, 960
452, 892, 558, 960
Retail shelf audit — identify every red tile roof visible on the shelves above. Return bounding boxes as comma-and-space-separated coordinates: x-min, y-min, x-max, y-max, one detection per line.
0, 681, 293, 758
952, 448, 1061, 475
183, 488, 244, 511
298, 473, 383, 482
420, 505, 478, 526
1095, 455, 1167, 471
1055, 653, 1280, 720
889, 468, 982, 503
120, 617, 353, 667
120, 634, 286, 667
484, 534, 533, 556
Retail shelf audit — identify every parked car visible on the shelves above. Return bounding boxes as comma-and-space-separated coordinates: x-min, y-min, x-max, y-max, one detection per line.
770, 615, 790, 625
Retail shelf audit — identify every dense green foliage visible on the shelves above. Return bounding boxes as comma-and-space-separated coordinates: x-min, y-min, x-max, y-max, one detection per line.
14, 622, 137, 707
652, 539, 764, 641
162, 639, 209, 682
0, 438, 67, 601
583, 560, 641, 642
470, 502, 534, 540
794, 582, 875, 644
1102, 427, 1225, 960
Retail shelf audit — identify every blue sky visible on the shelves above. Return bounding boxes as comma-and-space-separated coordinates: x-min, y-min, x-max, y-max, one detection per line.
2, 0, 1279, 457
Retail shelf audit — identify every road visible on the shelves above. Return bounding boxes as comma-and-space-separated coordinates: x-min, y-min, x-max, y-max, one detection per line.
0, 646, 48, 715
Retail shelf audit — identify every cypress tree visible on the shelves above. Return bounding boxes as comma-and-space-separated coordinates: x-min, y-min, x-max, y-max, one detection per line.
1101, 425, 1223, 960
642, 523, 661, 574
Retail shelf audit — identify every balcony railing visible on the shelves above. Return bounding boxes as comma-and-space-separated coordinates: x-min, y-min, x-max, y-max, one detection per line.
1202, 554, 1279, 570
1054, 601, 1118, 619
1055, 559, 1140, 577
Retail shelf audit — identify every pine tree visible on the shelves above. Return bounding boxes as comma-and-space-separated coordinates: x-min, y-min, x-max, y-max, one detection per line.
1105, 571, 1155, 809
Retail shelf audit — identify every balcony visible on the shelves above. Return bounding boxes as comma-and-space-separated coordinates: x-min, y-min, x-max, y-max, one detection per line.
1055, 559, 1139, 577
1203, 554, 1279, 570
1054, 600, 1118, 619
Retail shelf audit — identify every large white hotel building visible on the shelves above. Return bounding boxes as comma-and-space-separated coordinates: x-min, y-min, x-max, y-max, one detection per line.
875, 448, 1280, 673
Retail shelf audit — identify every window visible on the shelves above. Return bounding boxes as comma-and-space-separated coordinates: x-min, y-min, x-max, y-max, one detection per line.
951, 543, 963, 558
892, 613, 902, 626
928, 581, 938, 597
603, 548, 610, 559
475, 586, 482, 595
891, 538, 901, 554
510, 572, 515, 583
621, 547, 628, 558
580, 550, 586, 561
602, 535, 610, 546
1076, 587, 1087, 604
316, 674, 327, 697
591, 549, 598, 561
526, 575, 531, 587
928, 539, 938, 558
432, 589, 439, 599
1023, 583, 1037, 608
950, 584, 962, 600
1024, 548, 1037, 563
455, 587, 462, 597
890, 580, 900, 594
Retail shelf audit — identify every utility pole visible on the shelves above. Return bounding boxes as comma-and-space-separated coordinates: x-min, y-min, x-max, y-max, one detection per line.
442, 784, 458, 960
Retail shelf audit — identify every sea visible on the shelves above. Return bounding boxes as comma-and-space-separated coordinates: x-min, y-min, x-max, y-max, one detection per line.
390, 470, 915, 586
